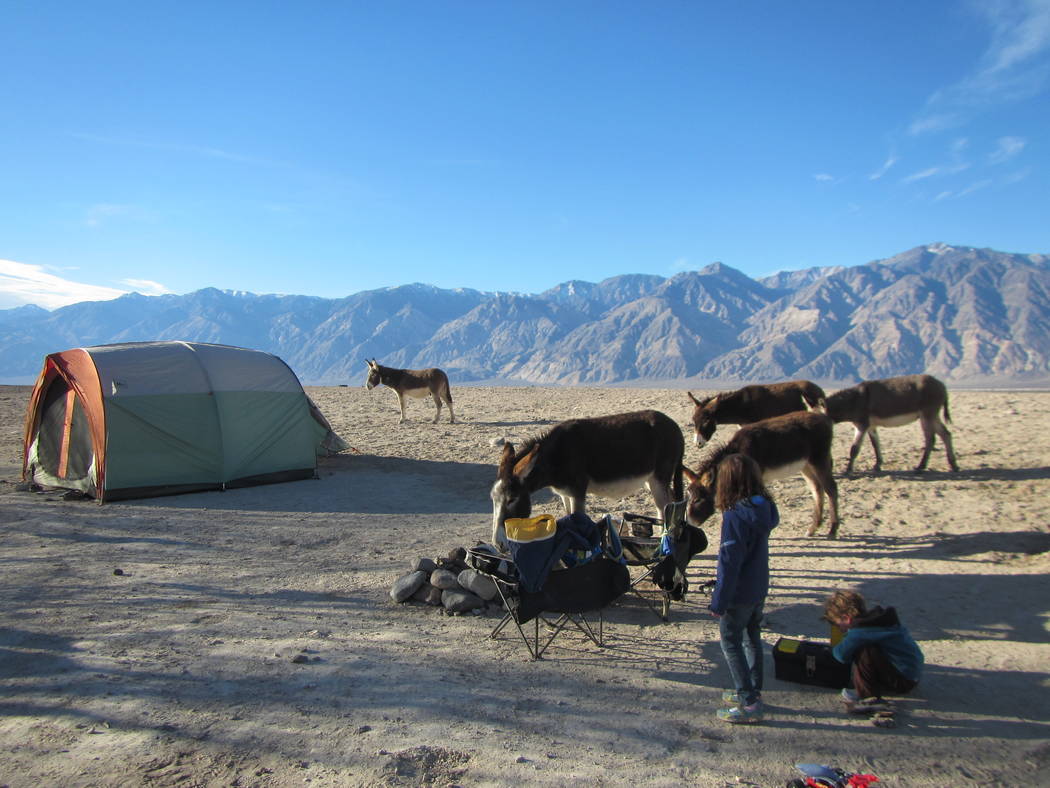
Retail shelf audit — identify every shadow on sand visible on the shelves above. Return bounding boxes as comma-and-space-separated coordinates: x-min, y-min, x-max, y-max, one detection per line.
118, 454, 497, 516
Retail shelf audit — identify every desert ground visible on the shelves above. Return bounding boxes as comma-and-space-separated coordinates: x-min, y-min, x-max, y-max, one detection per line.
1, 382, 1048, 787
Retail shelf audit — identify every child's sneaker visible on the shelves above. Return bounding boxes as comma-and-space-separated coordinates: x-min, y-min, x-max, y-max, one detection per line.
840, 687, 860, 704
846, 697, 893, 715
716, 703, 763, 724
722, 689, 762, 705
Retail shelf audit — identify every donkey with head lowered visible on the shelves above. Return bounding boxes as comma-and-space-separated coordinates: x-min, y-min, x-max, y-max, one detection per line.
687, 380, 826, 447
490, 410, 684, 550
683, 410, 840, 538
819, 373, 958, 474
364, 359, 455, 424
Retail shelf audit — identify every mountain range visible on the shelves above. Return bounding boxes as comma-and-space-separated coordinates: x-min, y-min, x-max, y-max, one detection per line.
1, 243, 1047, 386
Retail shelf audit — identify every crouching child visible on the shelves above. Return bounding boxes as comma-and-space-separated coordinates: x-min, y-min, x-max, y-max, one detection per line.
823, 589, 924, 708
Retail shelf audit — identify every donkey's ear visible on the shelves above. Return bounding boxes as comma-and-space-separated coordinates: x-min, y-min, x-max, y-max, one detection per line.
681, 464, 698, 484
512, 445, 540, 479
497, 442, 516, 478
688, 391, 712, 408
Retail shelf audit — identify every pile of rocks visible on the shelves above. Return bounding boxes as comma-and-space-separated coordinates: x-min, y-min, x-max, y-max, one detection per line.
390, 546, 503, 614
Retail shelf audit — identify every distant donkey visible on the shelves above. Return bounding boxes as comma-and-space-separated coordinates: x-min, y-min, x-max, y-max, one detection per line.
364, 359, 455, 424
817, 374, 958, 475
687, 380, 826, 447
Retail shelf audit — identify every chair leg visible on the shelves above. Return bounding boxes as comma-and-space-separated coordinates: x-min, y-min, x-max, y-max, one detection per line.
626, 563, 671, 622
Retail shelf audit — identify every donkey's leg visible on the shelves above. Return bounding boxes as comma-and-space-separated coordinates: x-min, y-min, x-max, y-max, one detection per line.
822, 462, 840, 538
445, 395, 455, 424
646, 476, 674, 522
846, 424, 867, 475
915, 417, 936, 471
430, 390, 442, 424
563, 492, 587, 517
802, 466, 826, 538
934, 417, 959, 471
869, 428, 884, 473
395, 392, 408, 424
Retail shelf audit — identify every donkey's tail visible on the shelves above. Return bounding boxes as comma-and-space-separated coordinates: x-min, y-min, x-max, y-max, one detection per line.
943, 393, 952, 425
672, 459, 684, 503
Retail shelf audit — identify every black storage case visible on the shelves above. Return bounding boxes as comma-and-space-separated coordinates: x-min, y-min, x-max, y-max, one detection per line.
772, 637, 850, 689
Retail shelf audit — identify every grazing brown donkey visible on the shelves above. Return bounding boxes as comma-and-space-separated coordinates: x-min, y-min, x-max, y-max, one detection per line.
683, 410, 840, 538
819, 374, 958, 474
687, 380, 826, 447
490, 410, 684, 550
364, 359, 455, 424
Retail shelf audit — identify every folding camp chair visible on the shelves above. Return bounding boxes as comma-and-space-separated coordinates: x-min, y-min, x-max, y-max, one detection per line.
610, 500, 710, 622
466, 545, 630, 660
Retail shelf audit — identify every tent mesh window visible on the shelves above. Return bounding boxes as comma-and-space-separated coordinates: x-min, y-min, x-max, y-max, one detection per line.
35, 379, 94, 486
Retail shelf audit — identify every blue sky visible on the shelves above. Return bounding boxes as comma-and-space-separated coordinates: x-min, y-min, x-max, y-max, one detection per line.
2, 1, 1048, 310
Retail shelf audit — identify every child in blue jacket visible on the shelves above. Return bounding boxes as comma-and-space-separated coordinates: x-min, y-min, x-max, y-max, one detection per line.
710, 453, 779, 724
823, 589, 924, 706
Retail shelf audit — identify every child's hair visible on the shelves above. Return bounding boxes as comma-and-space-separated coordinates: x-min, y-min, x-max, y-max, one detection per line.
823, 589, 868, 623
714, 453, 772, 511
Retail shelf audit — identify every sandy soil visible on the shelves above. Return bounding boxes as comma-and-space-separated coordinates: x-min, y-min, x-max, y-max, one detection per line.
1, 382, 1048, 788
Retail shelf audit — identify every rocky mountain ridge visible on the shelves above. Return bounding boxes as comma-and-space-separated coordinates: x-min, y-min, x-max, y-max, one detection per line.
1, 244, 1047, 386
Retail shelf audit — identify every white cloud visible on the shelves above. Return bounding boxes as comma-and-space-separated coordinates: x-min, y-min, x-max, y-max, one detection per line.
120, 278, 173, 296
959, 178, 994, 196
83, 203, 145, 228
869, 154, 899, 180
989, 135, 1027, 162
0, 259, 129, 310
813, 173, 835, 182
902, 166, 942, 184
1003, 166, 1034, 183
72, 132, 262, 165
910, 0, 1050, 134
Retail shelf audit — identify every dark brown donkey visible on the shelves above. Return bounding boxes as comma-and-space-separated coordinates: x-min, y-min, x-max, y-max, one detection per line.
820, 374, 958, 474
687, 380, 826, 447
683, 410, 840, 538
490, 410, 684, 550
365, 359, 455, 424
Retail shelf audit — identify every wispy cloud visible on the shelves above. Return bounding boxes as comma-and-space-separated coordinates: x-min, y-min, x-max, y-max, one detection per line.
813, 173, 836, 183
120, 278, 173, 296
959, 178, 994, 196
72, 132, 263, 165
83, 202, 147, 228
1003, 166, 1034, 184
902, 166, 943, 184
909, 0, 1050, 135
0, 259, 128, 310
869, 154, 899, 180
670, 257, 692, 273
989, 135, 1027, 162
